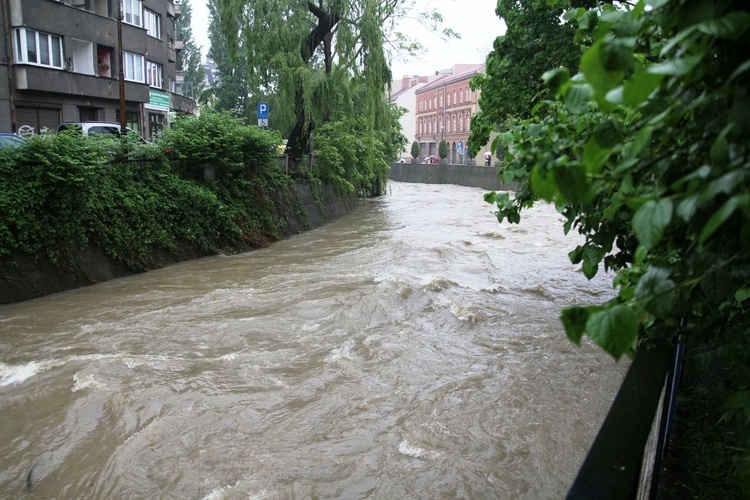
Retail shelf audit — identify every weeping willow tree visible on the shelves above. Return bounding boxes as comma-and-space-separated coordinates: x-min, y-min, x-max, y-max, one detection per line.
214, 0, 414, 163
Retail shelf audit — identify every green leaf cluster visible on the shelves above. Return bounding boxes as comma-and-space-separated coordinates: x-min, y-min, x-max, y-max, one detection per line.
410, 141, 420, 160
314, 116, 390, 198
438, 140, 448, 160
467, 0, 583, 156
160, 111, 280, 184
477, 0, 750, 490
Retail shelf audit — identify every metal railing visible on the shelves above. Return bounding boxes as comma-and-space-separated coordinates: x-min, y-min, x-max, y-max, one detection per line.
566, 343, 684, 499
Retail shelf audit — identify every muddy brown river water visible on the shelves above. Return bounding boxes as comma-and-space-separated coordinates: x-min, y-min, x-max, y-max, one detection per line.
0, 181, 628, 499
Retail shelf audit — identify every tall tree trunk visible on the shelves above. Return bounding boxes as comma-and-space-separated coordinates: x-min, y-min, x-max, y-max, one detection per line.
285, 2, 339, 161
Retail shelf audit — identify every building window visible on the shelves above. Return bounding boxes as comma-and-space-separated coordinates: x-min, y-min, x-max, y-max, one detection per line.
14, 28, 63, 69
466, 113, 471, 131
146, 60, 163, 88
439, 93, 442, 107
144, 9, 161, 39
123, 0, 142, 27
123, 51, 144, 82
70, 38, 94, 75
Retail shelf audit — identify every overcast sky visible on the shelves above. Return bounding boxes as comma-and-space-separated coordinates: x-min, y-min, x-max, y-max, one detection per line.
190, 0, 507, 79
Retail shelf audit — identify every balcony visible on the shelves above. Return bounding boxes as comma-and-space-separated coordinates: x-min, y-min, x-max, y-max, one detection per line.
167, 1, 182, 18
14, 65, 149, 103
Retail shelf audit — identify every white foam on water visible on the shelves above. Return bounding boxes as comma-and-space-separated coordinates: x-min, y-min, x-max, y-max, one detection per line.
200, 480, 269, 500
219, 352, 239, 361
398, 440, 429, 459
0, 360, 47, 387
326, 339, 355, 363
71, 371, 105, 392
0, 354, 179, 388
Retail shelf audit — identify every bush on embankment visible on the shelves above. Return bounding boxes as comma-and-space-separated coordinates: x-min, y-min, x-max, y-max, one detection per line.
0, 111, 386, 273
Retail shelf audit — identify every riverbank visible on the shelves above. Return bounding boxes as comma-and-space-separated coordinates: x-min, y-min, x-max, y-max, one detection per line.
0, 182, 358, 305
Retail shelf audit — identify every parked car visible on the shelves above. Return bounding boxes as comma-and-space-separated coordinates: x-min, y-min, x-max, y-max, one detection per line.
57, 122, 149, 142
421, 155, 439, 164
57, 121, 121, 137
0, 132, 28, 150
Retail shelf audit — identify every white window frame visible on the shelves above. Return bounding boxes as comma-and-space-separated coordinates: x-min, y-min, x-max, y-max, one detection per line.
14, 28, 63, 69
146, 60, 163, 88
123, 0, 142, 27
144, 9, 161, 39
123, 51, 144, 82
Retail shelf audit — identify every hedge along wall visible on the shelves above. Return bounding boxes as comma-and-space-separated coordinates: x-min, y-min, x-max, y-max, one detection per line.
0, 182, 358, 305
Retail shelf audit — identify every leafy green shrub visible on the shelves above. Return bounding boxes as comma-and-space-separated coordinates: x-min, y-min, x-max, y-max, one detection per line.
315, 119, 389, 197
1, 106, 386, 274
438, 140, 448, 160
160, 111, 280, 183
0, 129, 277, 270
411, 141, 419, 160
0, 131, 111, 259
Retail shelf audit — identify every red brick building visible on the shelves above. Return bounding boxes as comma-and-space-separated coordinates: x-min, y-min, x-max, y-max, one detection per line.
414, 64, 483, 164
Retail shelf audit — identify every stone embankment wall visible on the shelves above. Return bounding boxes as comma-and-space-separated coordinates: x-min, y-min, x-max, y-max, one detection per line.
0, 183, 358, 305
389, 162, 518, 191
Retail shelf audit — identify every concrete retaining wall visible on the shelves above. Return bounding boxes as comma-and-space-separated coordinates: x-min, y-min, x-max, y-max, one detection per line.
389, 162, 518, 191
0, 183, 358, 305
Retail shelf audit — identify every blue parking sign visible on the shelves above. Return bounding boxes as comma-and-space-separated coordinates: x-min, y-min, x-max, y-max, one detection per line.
258, 102, 269, 120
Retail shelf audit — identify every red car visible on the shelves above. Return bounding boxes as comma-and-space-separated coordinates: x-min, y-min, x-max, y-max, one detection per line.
421, 155, 439, 164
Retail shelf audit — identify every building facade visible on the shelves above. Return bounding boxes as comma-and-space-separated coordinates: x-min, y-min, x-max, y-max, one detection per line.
414, 64, 483, 164
390, 74, 429, 161
0, 0, 196, 139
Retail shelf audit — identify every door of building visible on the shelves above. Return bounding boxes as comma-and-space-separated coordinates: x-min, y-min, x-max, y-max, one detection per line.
148, 113, 164, 140
79, 107, 98, 122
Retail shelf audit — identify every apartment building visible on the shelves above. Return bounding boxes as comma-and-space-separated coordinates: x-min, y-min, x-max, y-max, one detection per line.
0, 0, 196, 139
390, 74, 430, 161
414, 64, 483, 164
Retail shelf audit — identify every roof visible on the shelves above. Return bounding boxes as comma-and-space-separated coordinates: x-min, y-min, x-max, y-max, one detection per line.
415, 64, 484, 94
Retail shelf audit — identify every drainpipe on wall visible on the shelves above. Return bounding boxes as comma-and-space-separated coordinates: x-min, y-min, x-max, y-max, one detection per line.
2, 0, 18, 132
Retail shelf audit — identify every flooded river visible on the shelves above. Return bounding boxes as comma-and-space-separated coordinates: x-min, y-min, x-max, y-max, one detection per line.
0, 181, 628, 499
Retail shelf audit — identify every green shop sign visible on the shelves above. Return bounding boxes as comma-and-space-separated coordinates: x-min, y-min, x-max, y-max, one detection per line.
145, 90, 170, 111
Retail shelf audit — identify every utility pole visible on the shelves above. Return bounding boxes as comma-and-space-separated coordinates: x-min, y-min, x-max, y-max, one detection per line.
117, 0, 126, 130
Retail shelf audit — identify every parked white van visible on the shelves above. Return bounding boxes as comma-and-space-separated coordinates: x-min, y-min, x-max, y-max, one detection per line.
57, 121, 122, 137
57, 122, 148, 142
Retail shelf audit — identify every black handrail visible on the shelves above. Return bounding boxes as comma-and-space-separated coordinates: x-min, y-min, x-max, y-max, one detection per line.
566, 343, 678, 499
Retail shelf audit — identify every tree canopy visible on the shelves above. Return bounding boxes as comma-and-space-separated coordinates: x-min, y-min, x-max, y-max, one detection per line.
468, 0, 582, 155
211, 0, 402, 161
203, 0, 252, 117
475, 0, 750, 491
174, 0, 206, 100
